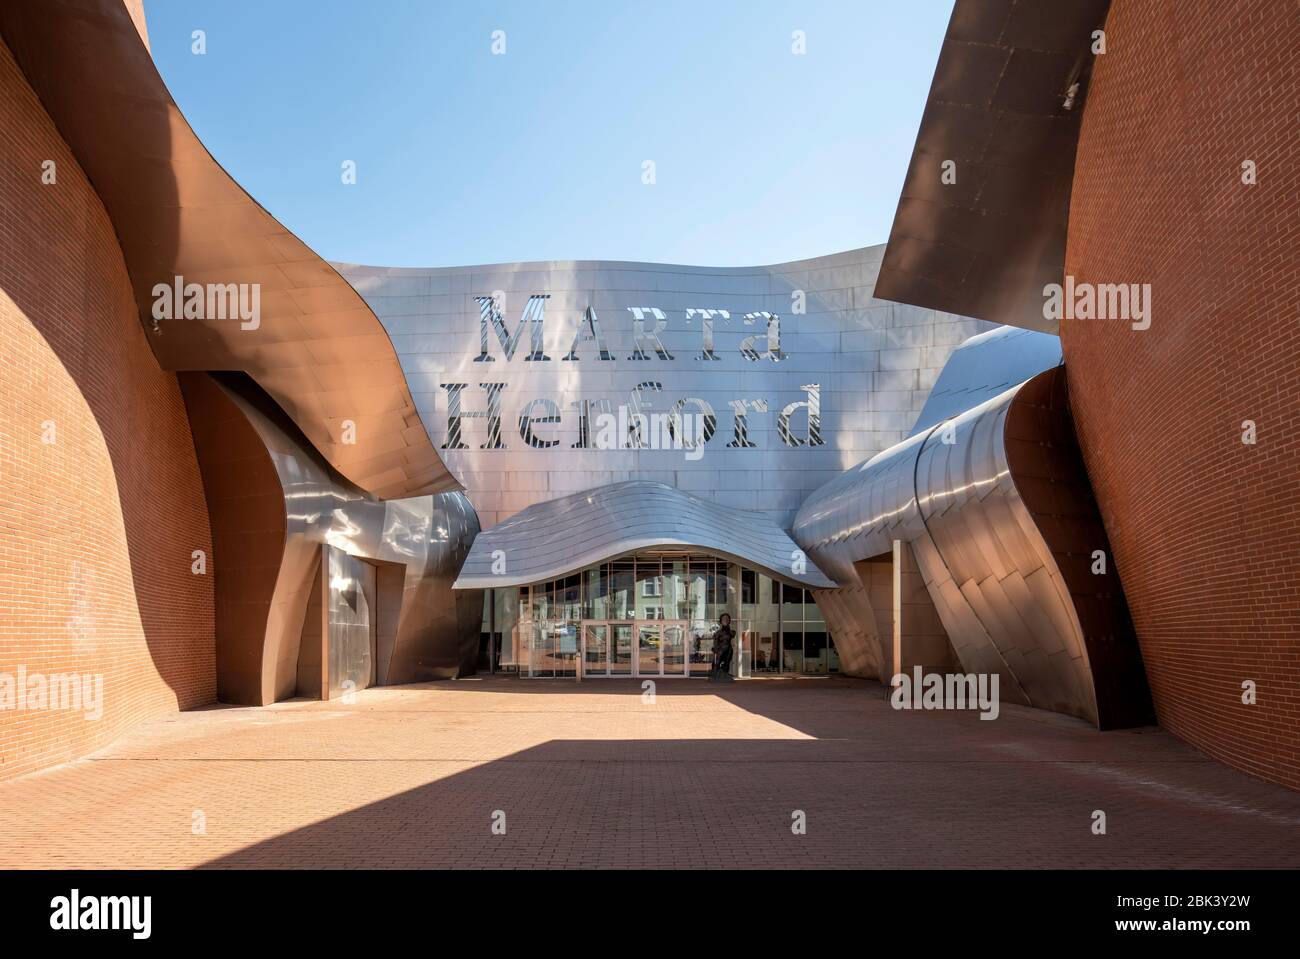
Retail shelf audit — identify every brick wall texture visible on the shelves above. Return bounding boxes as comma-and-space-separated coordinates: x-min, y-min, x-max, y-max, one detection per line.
1063, 0, 1299, 788
0, 37, 215, 782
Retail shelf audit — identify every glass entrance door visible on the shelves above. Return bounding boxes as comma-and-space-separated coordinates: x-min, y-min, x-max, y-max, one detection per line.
687, 620, 715, 677
638, 624, 661, 676
583, 623, 609, 677
580, 621, 704, 677
582, 621, 635, 677
662, 623, 687, 676
611, 623, 633, 675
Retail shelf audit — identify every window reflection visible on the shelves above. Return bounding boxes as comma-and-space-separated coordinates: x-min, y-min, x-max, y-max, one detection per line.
635, 559, 662, 620
490, 552, 838, 679
610, 560, 634, 620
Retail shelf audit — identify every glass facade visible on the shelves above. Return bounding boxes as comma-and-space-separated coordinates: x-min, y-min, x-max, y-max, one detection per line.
777, 584, 835, 675
479, 551, 838, 678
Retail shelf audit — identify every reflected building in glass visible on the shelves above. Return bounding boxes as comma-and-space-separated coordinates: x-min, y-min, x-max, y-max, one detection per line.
476, 554, 830, 680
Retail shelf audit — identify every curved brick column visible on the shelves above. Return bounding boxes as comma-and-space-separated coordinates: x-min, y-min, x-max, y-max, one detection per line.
1063, 1, 1300, 787
0, 36, 214, 782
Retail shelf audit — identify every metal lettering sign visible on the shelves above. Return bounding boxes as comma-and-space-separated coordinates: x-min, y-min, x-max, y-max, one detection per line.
446, 295, 819, 452
340, 248, 990, 526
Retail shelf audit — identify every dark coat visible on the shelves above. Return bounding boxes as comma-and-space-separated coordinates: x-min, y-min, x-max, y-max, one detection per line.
713, 625, 735, 653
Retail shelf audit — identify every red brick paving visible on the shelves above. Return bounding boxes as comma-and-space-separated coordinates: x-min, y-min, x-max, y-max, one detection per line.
0, 677, 1298, 869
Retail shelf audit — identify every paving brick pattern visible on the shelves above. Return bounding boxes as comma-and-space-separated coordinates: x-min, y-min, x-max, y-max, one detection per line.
0, 678, 1298, 869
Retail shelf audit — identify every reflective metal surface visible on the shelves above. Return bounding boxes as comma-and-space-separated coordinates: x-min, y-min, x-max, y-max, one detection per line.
811, 544, 959, 685
909, 326, 1062, 435
339, 247, 995, 528
0, 0, 457, 499
793, 325, 1064, 582
180, 372, 480, 705
324, 547, 376, 699
912, 378, 1095, 718
790, 430, 932, 586
873, 0, 1111, 332
454, 480, 834, 591
1002, 368, 1153, 729
809, 583, 884, 680
794, 331, 1149, 727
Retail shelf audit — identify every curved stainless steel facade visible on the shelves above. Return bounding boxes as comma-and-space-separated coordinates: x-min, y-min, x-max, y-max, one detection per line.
182, 373, 480, 705
339, 247, 995, 529
909, 326, 1065, 435
807, 584, 884, 678
912, 377, 1096, 718
455, 480, 833, 590
793, 325, 1063, 582
793, 329, 1151, 727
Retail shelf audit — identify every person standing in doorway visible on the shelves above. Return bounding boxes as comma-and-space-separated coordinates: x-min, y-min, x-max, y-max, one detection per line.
711, 613, 735, 682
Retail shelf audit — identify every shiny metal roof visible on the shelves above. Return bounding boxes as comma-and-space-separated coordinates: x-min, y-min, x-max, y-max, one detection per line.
0, 0, 457, 499
873, 0, 1111, 332
454, 480, 834, 590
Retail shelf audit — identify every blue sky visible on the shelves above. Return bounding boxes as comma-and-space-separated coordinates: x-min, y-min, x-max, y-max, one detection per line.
145, 0, 953, 268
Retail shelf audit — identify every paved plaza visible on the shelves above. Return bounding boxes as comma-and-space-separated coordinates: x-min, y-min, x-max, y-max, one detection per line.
1, 677, 1298, 869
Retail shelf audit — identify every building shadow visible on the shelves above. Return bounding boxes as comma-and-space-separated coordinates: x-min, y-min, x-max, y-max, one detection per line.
195, 679, 1300, 869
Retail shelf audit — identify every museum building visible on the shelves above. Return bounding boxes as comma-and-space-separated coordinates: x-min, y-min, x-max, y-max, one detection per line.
0, 0, 1296, 790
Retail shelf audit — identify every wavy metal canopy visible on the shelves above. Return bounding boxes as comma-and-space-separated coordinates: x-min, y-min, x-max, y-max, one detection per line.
454, 480, 835, 590
0, 0, 457, 499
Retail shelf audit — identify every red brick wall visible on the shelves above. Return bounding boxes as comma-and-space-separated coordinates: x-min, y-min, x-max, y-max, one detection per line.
1063, 0, 1299, 788
0, 37, 215, 781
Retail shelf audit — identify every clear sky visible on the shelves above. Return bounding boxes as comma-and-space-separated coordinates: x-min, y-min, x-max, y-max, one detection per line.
144, 0, 954, 268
